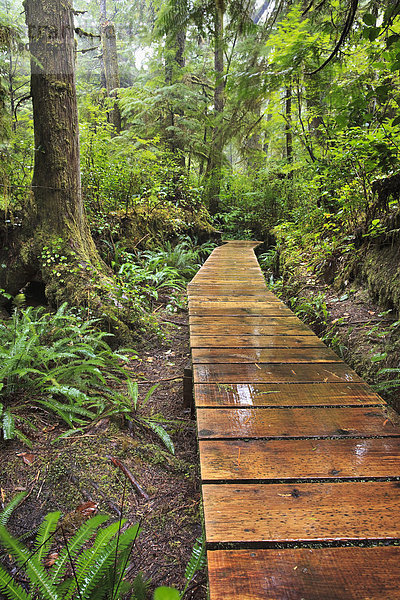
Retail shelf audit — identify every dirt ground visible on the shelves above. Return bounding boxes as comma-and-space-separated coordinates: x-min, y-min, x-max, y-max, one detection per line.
0, 308, 207, 598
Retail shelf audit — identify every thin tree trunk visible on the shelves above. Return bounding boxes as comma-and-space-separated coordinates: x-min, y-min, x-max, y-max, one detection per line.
100, 20, 121, 132
285, 85, 293, 173
204, 0, 225, 214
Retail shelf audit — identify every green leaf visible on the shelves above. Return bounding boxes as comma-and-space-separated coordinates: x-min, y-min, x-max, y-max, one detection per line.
0, 492, 28, 526
363, 13, 376, 26
368, 27, 380, 41
2, 410, 15, 440
0, 564, 30, 600
144, 419, 175, 454
154, 587, 180, 600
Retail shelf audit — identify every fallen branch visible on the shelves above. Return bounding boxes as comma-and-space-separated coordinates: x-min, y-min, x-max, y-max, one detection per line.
107, 456, 149, 500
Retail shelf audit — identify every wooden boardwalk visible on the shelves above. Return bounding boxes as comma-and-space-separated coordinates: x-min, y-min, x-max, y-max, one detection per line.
187, 240, 400, 600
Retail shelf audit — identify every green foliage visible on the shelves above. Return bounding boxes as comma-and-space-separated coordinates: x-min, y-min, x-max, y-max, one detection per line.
112, 236, 215, 313
0, 303, 134, 442
0, 512, 141, 600
152, 531, 206, 600
106, 380, 176, 454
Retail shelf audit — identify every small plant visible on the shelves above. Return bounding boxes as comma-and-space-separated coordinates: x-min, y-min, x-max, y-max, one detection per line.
0, 511, 141, 600
152, 532, 206, 600
107, 381, 176, 454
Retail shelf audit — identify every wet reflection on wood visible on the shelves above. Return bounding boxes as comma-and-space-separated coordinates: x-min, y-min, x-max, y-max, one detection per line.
200, 438, 400, 480
193, 383, 383, 406
187, 241, 400, 599
203, 481, 400, 542
196, 406, 399, 438
208, 547, 400, 600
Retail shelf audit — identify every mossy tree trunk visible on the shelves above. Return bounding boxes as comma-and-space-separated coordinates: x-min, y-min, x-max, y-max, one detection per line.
0, 0, 134, 342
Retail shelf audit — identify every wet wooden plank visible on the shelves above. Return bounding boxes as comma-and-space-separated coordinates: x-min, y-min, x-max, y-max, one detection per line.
187, 287, 268, 296
196, 407, 399, 439
187, 295, 280, 303
199, 438, 400, 480
190, 335, 327, 348
193, 383, 384, 406
203, 481, 400, 543
193, 363, 363, 384
208, 547, 400, 600
191, 347, 341, 364
190, 323, 314, 336
189, 315, 306, 327
188, 305, 293, 317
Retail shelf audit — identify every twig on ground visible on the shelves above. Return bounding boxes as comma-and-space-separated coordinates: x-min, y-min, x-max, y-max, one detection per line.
107, 456, 150, 500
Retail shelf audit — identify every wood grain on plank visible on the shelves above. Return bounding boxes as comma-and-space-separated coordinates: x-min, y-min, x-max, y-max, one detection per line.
190, 324, 314, 336
190, 335, 328, 348
188, 315, 308, 326
191, 347, 341, 364
193, 363, 363, 384
196, 407, 399, 439
188, 305, 293, 316
207, 547, 400, 600
187, 295, 280, 303
193, 383, 384, 407
199, 438, 400, 480
202, 481, 400, 543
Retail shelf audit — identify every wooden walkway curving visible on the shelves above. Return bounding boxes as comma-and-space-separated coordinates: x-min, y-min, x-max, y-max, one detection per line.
187, 240, 400, 600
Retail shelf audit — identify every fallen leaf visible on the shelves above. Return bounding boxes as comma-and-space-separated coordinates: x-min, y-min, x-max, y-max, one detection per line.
368, 311, 376, 315
17, 453, 35, 466
45, 552, 59, 567
76, 501, 98, 516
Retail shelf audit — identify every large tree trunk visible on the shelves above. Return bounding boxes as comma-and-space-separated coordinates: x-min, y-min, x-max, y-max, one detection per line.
0, 0, 134, 342
204, 0, 225, 214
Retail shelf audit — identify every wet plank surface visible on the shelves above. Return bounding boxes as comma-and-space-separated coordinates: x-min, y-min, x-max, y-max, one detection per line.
191, 347, 341, 363
190, 334, 327, 348
199, 438, 400, 480
196, 407, 399, 439
193, 363, 363, 384
187, 241, 400, 598
203, 481, 400, 542
208, 547, 400, 600
190, 323, 314, 335
193, 382, 384, 406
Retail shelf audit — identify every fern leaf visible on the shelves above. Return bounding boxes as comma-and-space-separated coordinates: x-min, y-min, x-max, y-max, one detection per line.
0, 564, 31, 600
34, 511, 61, 562
50, 514, 110, 585
2, 410, 15, 440
64, 519, 127, 599
0, 525, 61, 600
0, 491, 28, 526
143, 419, 175, 454
183, 535, 206, 584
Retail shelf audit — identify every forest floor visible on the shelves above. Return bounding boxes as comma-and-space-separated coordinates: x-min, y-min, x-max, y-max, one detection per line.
277, 266, 400, 413
0, 307, 207, 598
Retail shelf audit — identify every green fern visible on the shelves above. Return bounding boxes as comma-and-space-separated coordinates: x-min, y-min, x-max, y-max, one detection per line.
0, 491, 28, 526
0, 512, 141, 600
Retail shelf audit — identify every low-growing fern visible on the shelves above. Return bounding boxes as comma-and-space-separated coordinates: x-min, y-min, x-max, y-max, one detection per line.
0, 511, 141, 600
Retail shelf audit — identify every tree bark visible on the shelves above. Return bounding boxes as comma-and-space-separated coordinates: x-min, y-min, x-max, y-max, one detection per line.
0, 0, 135, 342
285, 85, 293, 172
204, 0, 225, 215
164, 28, 186, 166
100, 19, 121, 132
